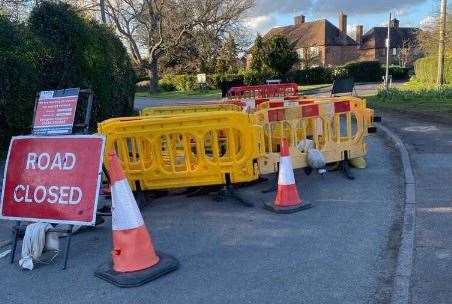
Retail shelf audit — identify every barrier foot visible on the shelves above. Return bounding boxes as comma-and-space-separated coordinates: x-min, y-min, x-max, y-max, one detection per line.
340, 152, 355, 180
261, 168, 279, 193
95, 252, 179, 288
215, 174, 254, 207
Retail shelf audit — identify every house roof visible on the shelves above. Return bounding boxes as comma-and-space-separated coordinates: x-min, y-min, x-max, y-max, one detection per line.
360, 27, 419, 50
264, 19, 357, 48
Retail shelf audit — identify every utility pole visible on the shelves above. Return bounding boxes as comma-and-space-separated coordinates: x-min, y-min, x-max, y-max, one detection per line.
437, 0, 447, 86
100, 0, 107, 24
385, 12, 391, 90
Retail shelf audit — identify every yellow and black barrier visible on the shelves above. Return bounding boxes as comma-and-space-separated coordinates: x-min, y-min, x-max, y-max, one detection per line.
98, 111, 265, 191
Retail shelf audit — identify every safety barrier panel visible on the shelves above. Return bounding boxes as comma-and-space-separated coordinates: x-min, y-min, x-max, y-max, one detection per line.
227, 83, 298, 99
99, 95, 375, 190
255, 97, 373, 174
140, 104, 241, 116
98, 111, 265, 191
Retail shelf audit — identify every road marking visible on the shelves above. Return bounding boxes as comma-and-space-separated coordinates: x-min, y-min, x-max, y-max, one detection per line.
435, 249, 450, 259
0, 249, 11, 259
417, 207, 452, 213
402, 126, 439, 132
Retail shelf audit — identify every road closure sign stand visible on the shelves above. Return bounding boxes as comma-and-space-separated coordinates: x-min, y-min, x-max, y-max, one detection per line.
1, 135, 105, 226
32, 88, 80, 135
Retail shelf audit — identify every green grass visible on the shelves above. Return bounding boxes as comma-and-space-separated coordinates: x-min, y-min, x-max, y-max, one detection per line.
136, 89, 221, 99
367, 83, 452, 119
299, 83, 331, 93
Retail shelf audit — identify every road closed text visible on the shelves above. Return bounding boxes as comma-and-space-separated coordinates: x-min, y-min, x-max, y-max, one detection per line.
13, 152, 82, 205
1, 136, 104, 225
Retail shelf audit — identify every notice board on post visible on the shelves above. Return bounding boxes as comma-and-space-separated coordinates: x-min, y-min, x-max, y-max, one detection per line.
32, 88, 80, 135
0, 135, 105, 226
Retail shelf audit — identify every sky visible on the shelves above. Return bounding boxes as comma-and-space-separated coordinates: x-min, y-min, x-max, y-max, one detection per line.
245, 0, 442, 38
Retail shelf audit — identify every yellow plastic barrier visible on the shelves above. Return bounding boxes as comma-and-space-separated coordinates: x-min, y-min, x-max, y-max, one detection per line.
140, 104, 241, 116
98, 111, 265, 190
255, 97, 373, 174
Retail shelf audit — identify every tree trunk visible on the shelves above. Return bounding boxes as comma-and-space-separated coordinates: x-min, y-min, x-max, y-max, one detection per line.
148, 58, 159, 93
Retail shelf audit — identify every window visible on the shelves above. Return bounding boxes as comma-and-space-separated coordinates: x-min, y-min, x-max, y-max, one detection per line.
297, 48, 304, 59
309, 46, 320, 56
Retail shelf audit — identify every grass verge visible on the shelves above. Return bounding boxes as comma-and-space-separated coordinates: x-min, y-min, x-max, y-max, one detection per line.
367, 85, 452, 120
136, 89, 221, 99
299, 83, 331, 93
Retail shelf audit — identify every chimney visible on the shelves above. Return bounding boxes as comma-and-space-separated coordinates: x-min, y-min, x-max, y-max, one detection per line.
339, 12, 347, 34
390, 18, 400, 29
355, 25, 363, 44
294, 15, 305, 25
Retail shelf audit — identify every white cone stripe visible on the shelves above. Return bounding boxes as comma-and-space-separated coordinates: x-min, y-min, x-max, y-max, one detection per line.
111, 179, 144, 231
278, 156, 295, 185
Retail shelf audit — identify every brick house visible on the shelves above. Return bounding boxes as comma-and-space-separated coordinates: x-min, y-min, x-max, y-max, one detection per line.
247, 13, 359, 68
357, 19, 419, 67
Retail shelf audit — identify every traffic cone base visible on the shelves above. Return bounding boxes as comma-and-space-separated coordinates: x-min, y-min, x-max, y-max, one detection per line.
264, 200, 312, 214
95, 251, 179, 288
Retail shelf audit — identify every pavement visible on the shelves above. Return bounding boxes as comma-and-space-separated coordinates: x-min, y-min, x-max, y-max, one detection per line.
0, 133, 404, 304
374, 109, 452, 304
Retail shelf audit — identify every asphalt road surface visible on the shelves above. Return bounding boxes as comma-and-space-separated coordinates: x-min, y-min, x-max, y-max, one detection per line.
0, 134, 404, 304
377, 110, 452, 304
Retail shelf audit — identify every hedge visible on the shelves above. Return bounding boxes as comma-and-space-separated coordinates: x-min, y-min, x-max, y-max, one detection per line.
414, 56, 452, 84
0, 2, 136, 149
388, 66, 411, 80
154, 61, 408, 92
0, 17, 39, 150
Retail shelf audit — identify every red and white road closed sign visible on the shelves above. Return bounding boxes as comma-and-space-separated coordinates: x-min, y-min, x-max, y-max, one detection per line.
0, 136, 105, 225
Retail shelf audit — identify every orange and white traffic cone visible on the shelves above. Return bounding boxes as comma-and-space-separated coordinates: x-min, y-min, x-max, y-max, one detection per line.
95, 151, 179, 287
264, 138, 312, 213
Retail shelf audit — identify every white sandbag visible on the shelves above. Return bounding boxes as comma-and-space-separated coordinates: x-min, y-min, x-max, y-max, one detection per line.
307, 148, 326, 170
296, 139, 314, 153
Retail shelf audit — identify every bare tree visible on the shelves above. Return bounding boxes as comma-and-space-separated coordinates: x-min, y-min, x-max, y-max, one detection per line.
418, 12, 451, 56
0, 0, 32, 21
297, 45, 321, 69
398, 38, 422, 68
104, 0, 254, 91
